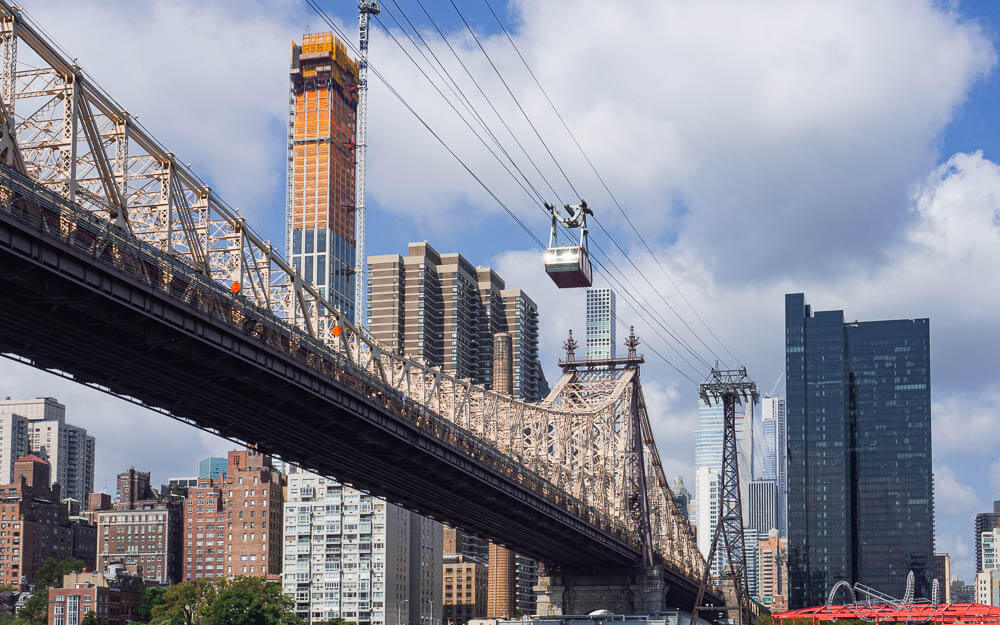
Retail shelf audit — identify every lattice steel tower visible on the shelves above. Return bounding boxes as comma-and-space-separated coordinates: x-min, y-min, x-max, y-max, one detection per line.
693, 367, 759, 625
355, 0, 379, 326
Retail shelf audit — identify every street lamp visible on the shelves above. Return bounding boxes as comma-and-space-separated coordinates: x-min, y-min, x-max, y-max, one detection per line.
397, 599, 409, 625
423, 598, 433, 625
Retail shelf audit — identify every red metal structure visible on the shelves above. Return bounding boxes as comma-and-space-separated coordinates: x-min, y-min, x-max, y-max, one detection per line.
774, 603, 1000, 625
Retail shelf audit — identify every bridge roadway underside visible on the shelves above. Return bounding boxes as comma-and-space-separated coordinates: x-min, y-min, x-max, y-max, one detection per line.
0, 203, 712, 610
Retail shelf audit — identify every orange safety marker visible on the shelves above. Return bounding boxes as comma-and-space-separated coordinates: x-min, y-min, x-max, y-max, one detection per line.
332, 325, 343, 337
230, 281, 241, 294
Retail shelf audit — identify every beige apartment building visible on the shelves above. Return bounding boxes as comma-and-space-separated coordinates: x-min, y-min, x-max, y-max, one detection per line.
367, 242, 547, 401
443, 554, 487, 625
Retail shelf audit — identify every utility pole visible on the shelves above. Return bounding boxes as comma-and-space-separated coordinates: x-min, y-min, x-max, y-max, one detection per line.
355, 0, 379, 326
692, 367, 758, 625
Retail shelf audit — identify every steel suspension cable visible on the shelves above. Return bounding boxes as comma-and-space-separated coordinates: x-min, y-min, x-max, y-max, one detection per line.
443, 0, 720, 371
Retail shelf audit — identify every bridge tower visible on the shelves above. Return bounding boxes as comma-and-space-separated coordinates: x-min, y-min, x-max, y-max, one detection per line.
534, 328, 715, 618
692, 368, 759, 625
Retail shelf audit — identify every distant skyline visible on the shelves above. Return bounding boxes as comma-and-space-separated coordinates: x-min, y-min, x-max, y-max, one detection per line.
1, 0, 999, 583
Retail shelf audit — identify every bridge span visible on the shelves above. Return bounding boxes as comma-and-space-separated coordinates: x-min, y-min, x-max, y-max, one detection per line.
0, 0, 729, 619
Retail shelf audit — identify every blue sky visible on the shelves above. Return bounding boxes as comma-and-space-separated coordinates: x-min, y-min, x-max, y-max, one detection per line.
3, 0, 1000, 587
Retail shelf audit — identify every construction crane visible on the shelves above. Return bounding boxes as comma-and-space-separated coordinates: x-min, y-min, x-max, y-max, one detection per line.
354, 0, 379, 326
767, 372, 784, 397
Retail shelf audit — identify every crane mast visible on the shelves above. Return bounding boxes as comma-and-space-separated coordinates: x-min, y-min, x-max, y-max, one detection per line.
355, 0, 379, 326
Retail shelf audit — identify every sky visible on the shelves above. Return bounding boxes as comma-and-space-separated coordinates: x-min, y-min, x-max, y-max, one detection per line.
2, 0, 1000, 585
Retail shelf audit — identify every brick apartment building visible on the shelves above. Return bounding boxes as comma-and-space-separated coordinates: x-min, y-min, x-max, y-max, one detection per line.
49, 568, 143, 625
182, 477, 226, 582
95, 473, 184, 585
222, 450, 283, 577
0, 455, 94, 586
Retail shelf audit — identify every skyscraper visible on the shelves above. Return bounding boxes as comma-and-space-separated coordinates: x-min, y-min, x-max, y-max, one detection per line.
785, 293, 933, 607
672, 476, 691, 522
760, 396, 787, 536
286, 32, 359, 318
585, 288, 616, 360
0, 397, 95, 502
367, 242, 546, 401
747, 480, 777, 544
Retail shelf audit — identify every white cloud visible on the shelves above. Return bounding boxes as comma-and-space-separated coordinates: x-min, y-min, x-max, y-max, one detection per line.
934, 464, 980, 515
934, 389, 1000, 457
18, 0, 310, 223
364, 0, 995, 280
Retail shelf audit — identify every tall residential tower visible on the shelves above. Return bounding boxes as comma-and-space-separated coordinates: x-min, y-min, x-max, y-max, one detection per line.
585, 287, 616, 360
367, 242, 546, 401
287, 33, 359, 318
0, 397, 95, 502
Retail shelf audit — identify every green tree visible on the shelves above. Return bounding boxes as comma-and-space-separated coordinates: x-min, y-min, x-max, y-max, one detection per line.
149, 582, 209, 625
16, 557, 85, 625
138, 587, 168, 623
209, 577, 303, 625
80, 611, 101, 625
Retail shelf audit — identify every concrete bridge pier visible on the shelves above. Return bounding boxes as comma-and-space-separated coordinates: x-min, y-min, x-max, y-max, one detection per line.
534, 566, 672, 616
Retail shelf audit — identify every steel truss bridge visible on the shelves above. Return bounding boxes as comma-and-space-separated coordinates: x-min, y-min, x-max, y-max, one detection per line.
0, 0, 723, 614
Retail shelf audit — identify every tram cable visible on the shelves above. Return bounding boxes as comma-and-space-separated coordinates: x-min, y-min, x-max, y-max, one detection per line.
483, 0, 742, 367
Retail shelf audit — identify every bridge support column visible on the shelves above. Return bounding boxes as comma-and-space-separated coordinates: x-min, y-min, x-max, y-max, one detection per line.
534, 567, 670, 616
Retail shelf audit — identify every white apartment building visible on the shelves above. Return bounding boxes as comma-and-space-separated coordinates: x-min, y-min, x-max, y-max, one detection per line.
585, 288, 616, 360
0, 397, 95, 501
977, 570, 999, 606
695, 466, 722, 577
282, 468, 442, 625
984, 528, 1000, 573
760, 395, 787, 536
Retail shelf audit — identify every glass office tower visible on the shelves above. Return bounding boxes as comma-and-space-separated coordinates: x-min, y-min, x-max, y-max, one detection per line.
785, 293, 933, 608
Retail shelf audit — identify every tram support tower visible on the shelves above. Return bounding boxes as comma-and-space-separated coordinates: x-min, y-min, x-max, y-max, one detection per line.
355, 0, 379, 326
692, 367, 758, 625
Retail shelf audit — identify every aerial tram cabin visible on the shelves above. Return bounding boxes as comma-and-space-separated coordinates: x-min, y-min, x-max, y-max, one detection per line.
544, 200, 593, 288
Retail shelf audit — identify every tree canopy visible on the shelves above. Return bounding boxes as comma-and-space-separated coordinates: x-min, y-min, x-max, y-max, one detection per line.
16, 557, 85, 625
146, 577, 303, 625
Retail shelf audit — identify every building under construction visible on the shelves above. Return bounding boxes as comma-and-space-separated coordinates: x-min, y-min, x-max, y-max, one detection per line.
286, 33, 359, 319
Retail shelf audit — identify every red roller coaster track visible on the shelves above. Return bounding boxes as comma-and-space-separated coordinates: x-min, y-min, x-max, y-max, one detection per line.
774, 603, 1000, 625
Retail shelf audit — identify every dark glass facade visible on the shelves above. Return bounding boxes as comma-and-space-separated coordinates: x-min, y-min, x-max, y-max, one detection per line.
785, 294, 933, 608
